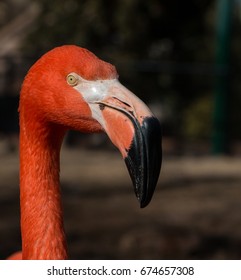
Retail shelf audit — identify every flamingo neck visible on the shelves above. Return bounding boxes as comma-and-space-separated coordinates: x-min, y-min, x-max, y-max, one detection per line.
19, 116, 67, 259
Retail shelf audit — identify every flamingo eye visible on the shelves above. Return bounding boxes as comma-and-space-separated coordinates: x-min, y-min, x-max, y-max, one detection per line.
66, 73, 79, 86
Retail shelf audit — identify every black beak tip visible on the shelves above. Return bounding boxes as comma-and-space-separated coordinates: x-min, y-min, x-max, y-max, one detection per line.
139, 195, 153, 208
124, 116, 162, 208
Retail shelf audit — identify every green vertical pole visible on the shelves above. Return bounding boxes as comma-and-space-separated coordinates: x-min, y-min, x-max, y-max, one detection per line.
212, 0, 233, 154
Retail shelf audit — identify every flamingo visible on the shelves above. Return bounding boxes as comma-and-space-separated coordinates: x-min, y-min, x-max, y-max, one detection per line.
7, 45, 162, 260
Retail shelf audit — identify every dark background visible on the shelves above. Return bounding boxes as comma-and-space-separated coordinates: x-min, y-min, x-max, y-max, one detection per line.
1, 0, 241, 259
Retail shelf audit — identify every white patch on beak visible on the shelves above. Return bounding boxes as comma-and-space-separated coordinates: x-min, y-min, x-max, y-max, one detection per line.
72, 75, 126, 128
71, 73, 153, 129
73, 74, 118, 103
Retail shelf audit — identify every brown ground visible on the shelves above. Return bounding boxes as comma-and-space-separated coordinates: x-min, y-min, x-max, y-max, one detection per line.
1, 142, 241, 259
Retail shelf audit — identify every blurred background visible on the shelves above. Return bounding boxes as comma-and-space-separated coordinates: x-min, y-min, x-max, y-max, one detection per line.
1, 0, 241, 259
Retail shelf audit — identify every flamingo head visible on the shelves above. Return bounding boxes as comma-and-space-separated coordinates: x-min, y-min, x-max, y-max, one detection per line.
20, 45, 162, 207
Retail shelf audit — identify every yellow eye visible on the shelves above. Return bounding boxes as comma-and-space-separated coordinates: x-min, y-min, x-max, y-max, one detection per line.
66, 73, 79, 86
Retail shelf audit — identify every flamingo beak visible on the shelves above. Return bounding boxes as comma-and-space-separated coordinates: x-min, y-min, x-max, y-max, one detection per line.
75, 78, 162, 207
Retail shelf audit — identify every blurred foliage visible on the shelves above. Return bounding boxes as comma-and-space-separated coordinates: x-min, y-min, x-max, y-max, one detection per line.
18, 0, 241, 147
23, 0, 213, 60
183, 95, 212, 140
